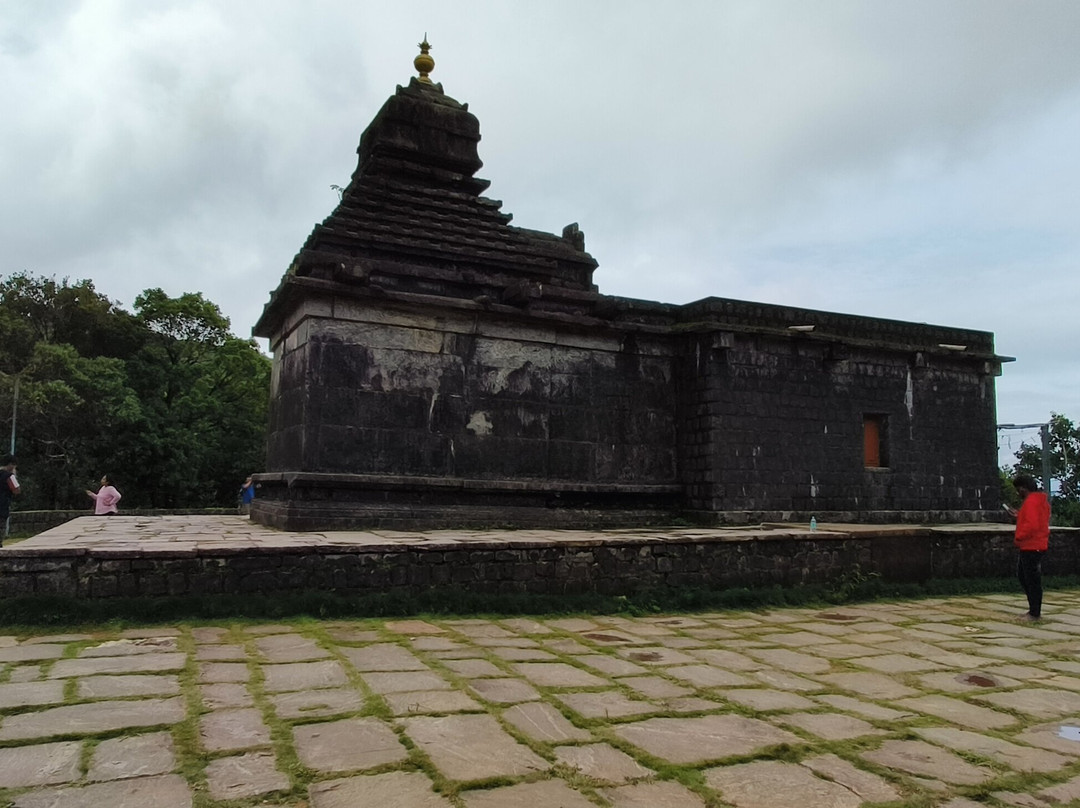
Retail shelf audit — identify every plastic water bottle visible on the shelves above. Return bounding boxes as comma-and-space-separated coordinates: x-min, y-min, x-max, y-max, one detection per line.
810, 517, 817, 532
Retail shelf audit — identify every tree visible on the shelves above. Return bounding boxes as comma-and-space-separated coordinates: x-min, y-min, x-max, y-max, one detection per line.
1009, 412, 1080, 526
0, 274, 270, 511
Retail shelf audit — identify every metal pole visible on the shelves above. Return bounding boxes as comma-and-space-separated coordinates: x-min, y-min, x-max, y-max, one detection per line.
9, 374, 17, 456
1041, 422, 1052, 496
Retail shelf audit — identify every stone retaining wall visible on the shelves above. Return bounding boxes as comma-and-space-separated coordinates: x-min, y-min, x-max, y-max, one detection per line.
1, 528, 1076, 600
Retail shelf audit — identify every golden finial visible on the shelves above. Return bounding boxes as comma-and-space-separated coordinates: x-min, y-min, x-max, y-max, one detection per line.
414, 35, 435, 83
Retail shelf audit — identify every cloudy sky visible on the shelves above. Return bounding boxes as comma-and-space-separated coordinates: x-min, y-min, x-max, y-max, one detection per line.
2, 1, 1078, 463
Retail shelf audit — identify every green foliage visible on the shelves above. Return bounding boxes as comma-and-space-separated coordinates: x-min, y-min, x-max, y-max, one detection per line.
1007, 412, 1080, 526
0, 273, 270, 509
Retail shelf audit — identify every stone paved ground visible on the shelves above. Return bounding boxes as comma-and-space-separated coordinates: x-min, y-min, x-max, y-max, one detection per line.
2, 593, 1080, 807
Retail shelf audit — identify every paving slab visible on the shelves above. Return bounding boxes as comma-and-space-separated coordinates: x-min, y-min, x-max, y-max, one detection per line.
976, 687, 1080, 719
49, 653, 186, 678
0, 645, 65, 663
511, 661, 608, 687
11, 773, 194, 808
77, 674, 180, 699
892, 694, 1018, 730
255, 633, 330, 662
200, 682, 254, 709
600, 780, 708, 807
270, 686, 365, 718
294, 717, 407, 772
87, 732, 176, 781
441, 658, 504, 677
572, 654, 649, 676
914, 726, 1072, 773
401, 713, 548, 781
309, 771, 453, 808
383, 689, 483, 715
205, 751, 290, 800
199, 707, 272, 752
460, 778, 595, 807
362, 670, 452, 693
194, 644, 246, 661
502, 701, 591, 742
0, 681, 65, 709
79, 638, 179, 657
861, 739, 995, 785
262, 659, 349, 692
614, 714, 801, 764
0, 741, 82, 788
666, 664, 753, 688
0, 697, 185, 740
801, 753, 902, 803
716, 688, 816, 712
554, 742, 654, 783
338, 643, 427, 671
468, 677, 541, 704
196, 661, 249, 683
704, 759, 863, 808
557, 690, 656, 719
779, 711, 887, 740
815, 671, 919, 699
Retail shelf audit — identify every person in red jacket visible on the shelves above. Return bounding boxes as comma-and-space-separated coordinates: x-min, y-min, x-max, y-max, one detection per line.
1005, 474, 1050, 621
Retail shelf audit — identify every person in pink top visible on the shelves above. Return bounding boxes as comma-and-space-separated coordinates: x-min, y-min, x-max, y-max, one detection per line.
86, 474, 122, 515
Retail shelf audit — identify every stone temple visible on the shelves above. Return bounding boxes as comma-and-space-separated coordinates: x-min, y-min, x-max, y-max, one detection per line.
251, 43, 1009, 531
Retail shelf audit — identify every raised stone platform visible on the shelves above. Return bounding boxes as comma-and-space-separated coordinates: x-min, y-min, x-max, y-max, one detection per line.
2, 516, 1077, 600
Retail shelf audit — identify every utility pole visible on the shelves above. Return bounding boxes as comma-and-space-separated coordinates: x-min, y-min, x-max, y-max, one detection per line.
998, 421, 1053, 496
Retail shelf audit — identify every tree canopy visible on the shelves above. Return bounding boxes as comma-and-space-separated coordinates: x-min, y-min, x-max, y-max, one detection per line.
0, 272, 270, 510
1006, 412, 1080, 527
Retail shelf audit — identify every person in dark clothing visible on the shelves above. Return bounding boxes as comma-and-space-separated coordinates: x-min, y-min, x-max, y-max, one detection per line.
0, 455, 21, 545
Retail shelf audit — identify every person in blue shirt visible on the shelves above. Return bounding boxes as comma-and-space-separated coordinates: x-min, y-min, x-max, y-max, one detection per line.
239, 474, 256, 515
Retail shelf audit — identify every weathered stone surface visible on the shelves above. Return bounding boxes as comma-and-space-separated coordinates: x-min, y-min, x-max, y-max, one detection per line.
401, 714, 548, 781
557, 691, 656, 719
977, 687, 1080, 719
271, 687, 364, 719
255, 633, 330, 662
309, 771, 454, 808
79, 638, 178, 657
468, 677, 541, 704
12, 773, 193, 808
0, 741, 81, 788
572, 654, 649, 676
801, 753, 902, 803
746, 649, 831, 674
666, 665, 753, 688
385, 620, 444, 635
199, 707, 272, 752
779, 712, 886, 740
0, 680, 65, 709
339, 644, 426, 671
361, 670, 451, 693
191, 627, 229, 643
861, 739, 994, 785
511, 662, 607, 688
816, 671, 919, 699
688, 648, 764, 670
0, 645, 65, 663
892, 695, 1017, 730
294, 717, 406, 772
704, 760, 863, 808
717, 688, 816, 712
0, 697, 185, 740
384, 689, 482, 715
77, 674, 180, 699
87, 732, 176, 781
914, 726, 1072, 773
195, 644, 246, 661
620, 675, 693, 698
813, 694, 915, 721
614, 715, 800, 764
49, 653, 186, 678
205, 751, 289, 800
441, 658, 504, 677
554, 743, 654, 783
460, 779, 595, 807
847, 653, 945, 673
197, 661, 249, 683
488, 646, 557, 661
502, 701, 591, 742
1013, 720, 1080, 757
262, 660, 349, 692
618, 647, 698, 666
200, 682, 254, 709
600, 781, 708, 807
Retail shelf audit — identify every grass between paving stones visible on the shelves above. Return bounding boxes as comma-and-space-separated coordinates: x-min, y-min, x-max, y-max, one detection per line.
6, 599, 1080, 806
4, 574, 1080, 628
